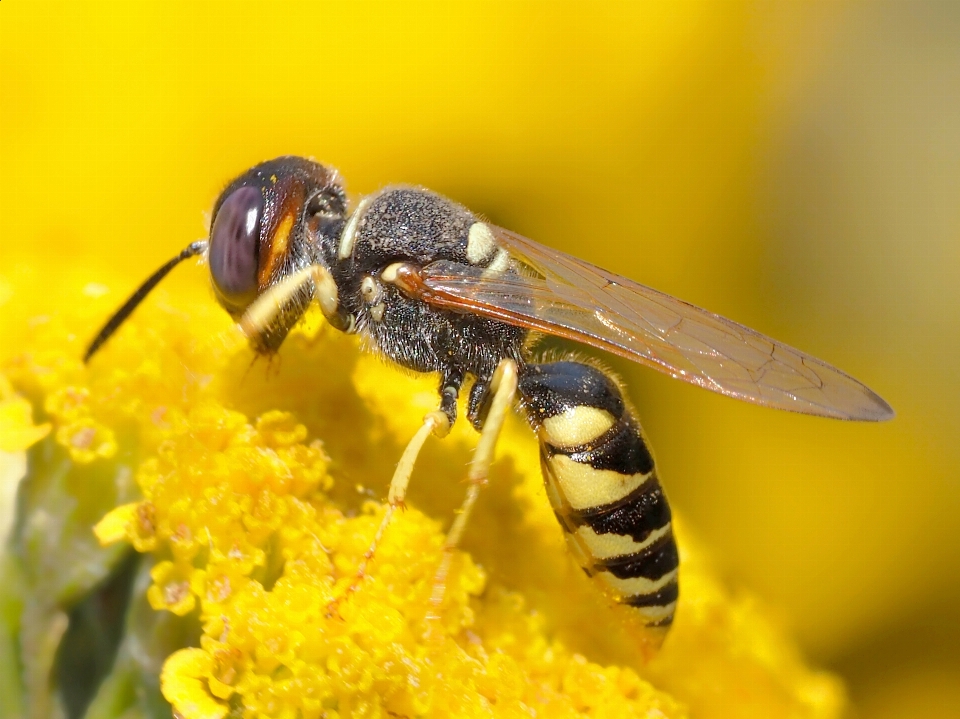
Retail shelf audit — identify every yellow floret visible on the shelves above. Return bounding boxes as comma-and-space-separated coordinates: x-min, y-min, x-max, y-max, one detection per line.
161, 648, 229, 719
0, 374, 50, 453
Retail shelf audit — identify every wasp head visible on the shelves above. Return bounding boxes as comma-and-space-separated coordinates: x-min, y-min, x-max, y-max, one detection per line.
84, 157, 348, 363
209, 156, 346, 317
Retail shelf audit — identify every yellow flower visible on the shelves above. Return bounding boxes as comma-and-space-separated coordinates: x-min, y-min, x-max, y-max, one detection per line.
54, 416, 117, 464
0, 375, 50, 453
0, 373, 50, 545
148, 560, 198, 616
1, 266, 846, 719
161, 649, 229, 719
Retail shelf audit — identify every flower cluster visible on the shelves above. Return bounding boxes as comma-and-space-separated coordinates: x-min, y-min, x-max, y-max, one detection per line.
1, 272, 845, 719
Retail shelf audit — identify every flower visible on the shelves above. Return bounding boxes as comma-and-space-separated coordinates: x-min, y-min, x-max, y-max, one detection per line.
0, 268, 845, 719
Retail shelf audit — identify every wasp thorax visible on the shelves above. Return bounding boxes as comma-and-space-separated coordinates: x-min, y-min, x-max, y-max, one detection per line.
209, 185, 263, 312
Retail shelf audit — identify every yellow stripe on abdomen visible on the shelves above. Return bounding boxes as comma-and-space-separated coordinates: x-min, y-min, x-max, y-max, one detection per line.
546, 455, 653, 511
541, 405, 615, 447
574, 523, 672, 561
519, 360, 679, 631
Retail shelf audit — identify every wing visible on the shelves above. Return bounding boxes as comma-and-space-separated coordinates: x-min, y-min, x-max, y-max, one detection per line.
415, 226, 893, 421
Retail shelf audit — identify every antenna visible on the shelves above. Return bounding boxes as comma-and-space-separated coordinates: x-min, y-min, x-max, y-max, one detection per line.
84, 240, 208, 363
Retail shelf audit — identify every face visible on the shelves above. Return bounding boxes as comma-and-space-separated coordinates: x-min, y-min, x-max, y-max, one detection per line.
207, 157, 347, 317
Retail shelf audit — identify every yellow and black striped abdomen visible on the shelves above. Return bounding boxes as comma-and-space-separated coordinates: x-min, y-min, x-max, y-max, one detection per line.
518, 361, 678, 630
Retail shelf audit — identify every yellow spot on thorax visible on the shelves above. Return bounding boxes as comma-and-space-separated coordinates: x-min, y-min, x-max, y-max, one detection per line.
466, 222, 497, 263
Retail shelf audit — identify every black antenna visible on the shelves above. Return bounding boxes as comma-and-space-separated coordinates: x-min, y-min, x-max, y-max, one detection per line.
84, 240, 208, 363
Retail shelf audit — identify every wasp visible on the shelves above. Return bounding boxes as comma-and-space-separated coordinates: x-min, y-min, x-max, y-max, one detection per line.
85, 157, 893, 640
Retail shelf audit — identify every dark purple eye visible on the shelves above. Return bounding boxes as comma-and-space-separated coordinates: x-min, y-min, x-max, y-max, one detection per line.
209, 186, 263, 311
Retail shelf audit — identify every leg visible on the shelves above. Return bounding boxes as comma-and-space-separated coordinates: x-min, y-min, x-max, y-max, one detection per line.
236, 264, 351, 350
326, 408, 452, 616
237, 265, 465, 611
236, 265, 316, 340
428, 359, 519, 620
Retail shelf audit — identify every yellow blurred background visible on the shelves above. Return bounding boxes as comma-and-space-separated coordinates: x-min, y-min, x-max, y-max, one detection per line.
1, 1, 957, 717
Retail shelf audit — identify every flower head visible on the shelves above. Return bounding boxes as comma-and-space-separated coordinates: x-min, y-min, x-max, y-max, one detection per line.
1, 269, 845, 718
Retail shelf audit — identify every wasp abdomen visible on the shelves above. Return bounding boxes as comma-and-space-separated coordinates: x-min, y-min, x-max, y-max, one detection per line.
519, 361, 678, 628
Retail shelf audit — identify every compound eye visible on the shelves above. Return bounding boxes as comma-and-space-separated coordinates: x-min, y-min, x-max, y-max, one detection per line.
209, 185, 263, 310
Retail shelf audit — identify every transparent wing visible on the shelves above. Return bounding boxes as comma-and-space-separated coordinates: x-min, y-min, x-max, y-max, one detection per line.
417, 226, 893, 420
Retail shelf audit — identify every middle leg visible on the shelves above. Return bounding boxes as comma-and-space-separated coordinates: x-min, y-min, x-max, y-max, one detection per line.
326, 408, 451, 616
428, 358, 519, 619
326, 370, 464, 616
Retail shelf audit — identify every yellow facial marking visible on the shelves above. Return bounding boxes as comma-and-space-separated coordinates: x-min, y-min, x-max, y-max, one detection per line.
338, 197, 370, 260
542, 406, 615, 448
547, 455, 652, 511
466, 222, 497, 264
370, 302, 385, 322
575, 523, 671, 561
260, 211, 295, 282
600, 569, 677, 599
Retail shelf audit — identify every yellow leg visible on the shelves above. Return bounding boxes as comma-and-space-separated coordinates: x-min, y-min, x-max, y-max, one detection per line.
236, 264, 342, 341
428, 359, 518, 622
326, 409, 451, 616
236, 266, 313, 339
237, 265, 459, 611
